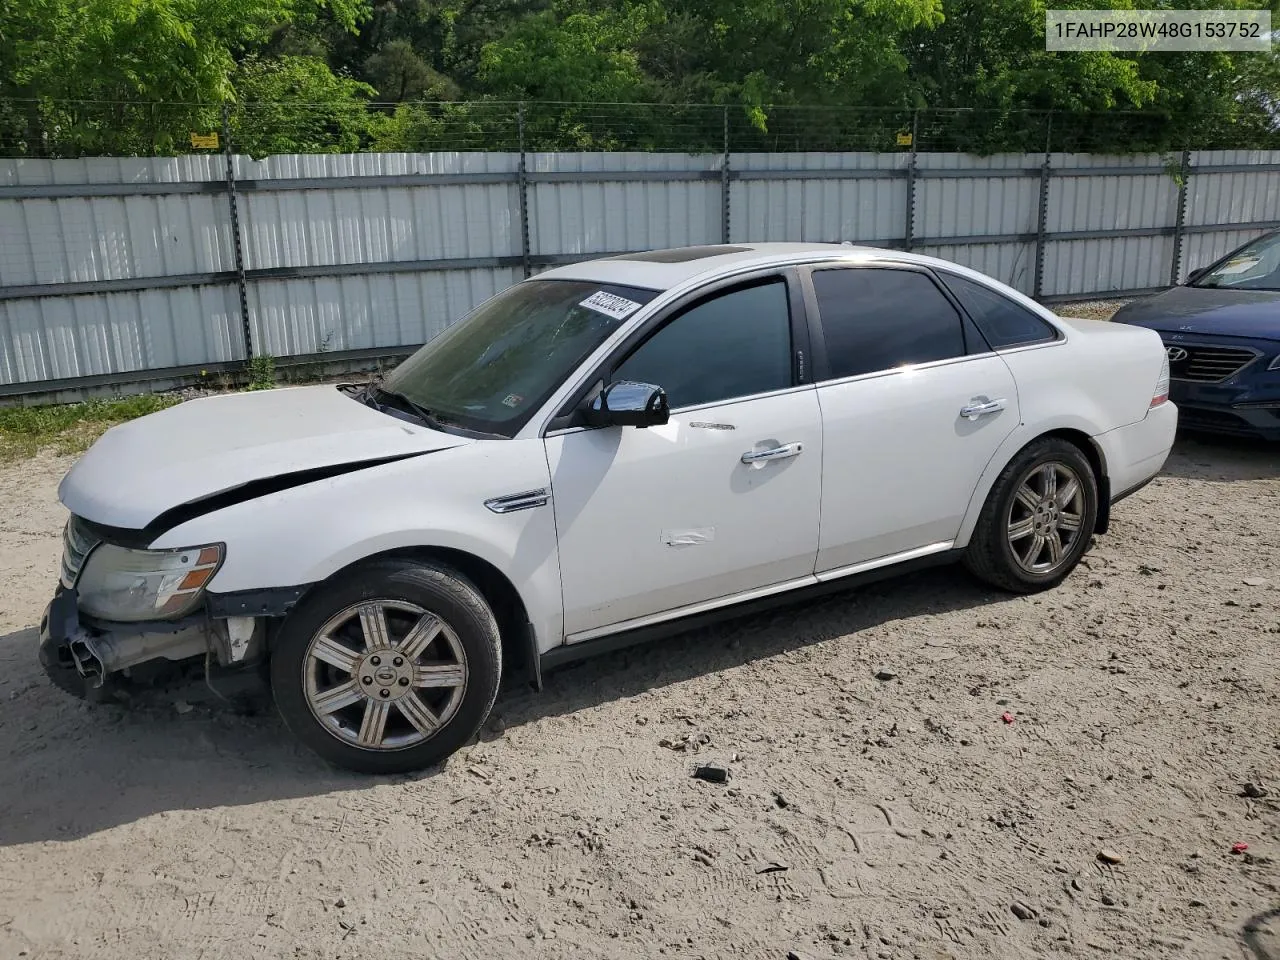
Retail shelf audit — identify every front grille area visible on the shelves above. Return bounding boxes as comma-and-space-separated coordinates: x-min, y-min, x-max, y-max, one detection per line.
60, 515, 101, 588
1167, 344, 1259, 383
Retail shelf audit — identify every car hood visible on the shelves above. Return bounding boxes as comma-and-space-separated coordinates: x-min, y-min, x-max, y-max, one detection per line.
59, 385, 473, 530
1111, 285, 1280, 340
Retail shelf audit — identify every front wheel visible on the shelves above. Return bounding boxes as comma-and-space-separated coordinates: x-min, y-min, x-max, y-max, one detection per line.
271, 559, 502, 774
963, 437, 1098, 594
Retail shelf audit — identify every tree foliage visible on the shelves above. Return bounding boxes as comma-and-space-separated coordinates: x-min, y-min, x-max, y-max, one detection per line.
2, 0, 1278, 156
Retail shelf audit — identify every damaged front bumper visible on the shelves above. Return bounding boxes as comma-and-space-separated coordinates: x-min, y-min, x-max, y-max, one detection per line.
38, 583, 264, 697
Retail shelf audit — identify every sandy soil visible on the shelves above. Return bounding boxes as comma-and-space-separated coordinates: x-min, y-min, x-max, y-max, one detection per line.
0, 436, 1277, 960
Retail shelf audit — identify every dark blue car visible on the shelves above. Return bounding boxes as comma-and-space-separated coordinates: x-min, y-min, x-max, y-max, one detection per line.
1111, 229, 1280, 441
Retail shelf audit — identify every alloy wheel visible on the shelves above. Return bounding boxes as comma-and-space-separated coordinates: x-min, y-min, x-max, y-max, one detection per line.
1006, 461, 1086, 575
301, 600, 468, 751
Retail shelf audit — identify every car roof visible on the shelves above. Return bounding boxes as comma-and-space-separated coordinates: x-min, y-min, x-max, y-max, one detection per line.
535, 242, 929, 291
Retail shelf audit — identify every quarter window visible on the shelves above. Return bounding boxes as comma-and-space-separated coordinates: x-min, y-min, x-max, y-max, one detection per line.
811, 268, 967, 379
939, 272, 1058, 349
611, 279, 793, 408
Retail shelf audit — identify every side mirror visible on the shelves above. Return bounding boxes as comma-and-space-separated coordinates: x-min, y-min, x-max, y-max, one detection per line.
584, 380, 670, 428
1185, 266, 1208, 284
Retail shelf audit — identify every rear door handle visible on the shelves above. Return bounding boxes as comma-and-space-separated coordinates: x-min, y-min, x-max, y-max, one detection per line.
960, 397, 1006, 421
741, 442, 804, 464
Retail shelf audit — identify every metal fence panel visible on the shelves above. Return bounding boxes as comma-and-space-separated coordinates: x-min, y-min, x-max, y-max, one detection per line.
1041, 235, 1175, 298
1185, 150, 1280, 226
730, 153, 904, 244
3, 143, 1280, 394
247, 267, 520, 357
527, 152, 721, 257
914, 243, 1038, 295
237, 152, 520, 271
0, 285, 243, 384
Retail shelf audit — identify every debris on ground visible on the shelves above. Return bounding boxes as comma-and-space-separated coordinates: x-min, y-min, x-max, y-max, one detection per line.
1097, 849, 1124, 865
1010, 901, 1037, 920
692, 763, 730, 784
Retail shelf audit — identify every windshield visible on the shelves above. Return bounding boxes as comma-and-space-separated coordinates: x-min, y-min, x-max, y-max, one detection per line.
1192, 232, 1280, 291
381, 278, 660, 436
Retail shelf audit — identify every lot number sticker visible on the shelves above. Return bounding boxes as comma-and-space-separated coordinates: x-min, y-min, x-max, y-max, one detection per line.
579, 290, 643, 321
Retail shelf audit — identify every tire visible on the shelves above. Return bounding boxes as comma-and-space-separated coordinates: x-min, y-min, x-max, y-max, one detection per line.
963, 437, 1099, 594
270, 558, 502, 775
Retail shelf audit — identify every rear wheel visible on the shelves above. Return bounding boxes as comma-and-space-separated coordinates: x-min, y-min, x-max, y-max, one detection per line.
963, 438, 1098, 593
271, 559, 502, 774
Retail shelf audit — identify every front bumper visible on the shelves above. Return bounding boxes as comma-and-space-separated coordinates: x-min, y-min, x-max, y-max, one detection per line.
1169, 380, 1280, 440
39, 583, 219, 692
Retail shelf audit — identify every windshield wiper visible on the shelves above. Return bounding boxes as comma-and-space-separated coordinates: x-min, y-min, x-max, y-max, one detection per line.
371, 385, 447, 429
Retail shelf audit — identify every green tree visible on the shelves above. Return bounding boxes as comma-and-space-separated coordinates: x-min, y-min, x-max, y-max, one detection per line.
232, 55, 378, 154
0, 0, 370, 155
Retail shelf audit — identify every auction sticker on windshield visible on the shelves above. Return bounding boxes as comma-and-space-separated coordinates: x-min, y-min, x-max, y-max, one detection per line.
579, 291, 644, 321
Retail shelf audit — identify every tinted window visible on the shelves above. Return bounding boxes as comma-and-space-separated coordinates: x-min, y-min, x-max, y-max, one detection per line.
811, 268, 966, 379
940, 272, 1058, 348
612, 280, 792, 408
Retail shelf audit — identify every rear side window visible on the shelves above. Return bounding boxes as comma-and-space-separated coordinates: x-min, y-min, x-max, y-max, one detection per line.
811, 268, 967, 379
939, 272, 1058, 349
612, 279, 793, 408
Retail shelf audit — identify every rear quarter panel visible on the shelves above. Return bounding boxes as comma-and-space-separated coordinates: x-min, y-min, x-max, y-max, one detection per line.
952, 316, 1168, 547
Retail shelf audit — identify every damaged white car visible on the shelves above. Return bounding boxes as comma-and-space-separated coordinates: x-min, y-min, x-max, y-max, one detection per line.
41, 243, 1177, 773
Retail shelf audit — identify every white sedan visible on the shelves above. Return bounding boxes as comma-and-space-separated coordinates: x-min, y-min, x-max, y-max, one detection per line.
40, 243, 1177, 773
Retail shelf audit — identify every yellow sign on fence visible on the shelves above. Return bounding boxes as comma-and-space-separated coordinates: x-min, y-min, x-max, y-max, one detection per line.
896, 131, 913, 147
190, 132, 220, 150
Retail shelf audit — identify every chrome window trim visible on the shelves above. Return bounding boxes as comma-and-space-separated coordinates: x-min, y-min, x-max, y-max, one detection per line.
812, 350, 1001, 390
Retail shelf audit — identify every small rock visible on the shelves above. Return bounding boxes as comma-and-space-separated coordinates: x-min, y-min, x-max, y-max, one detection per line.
786, 951, 810, 960
1011, 901, 1037, 920
1101, 893, 1117, 907
1242, 577, 1270, 587
173, 700, 193, 715
692, 763, 729, 784
773, 791, 790, 809
1240, 782, 1268, 799
1097, 849, 1124, 865
1071, 877, 1084, 892
873, 666, 897, 682
334, 897, 346, 908
756, 862, 789, 874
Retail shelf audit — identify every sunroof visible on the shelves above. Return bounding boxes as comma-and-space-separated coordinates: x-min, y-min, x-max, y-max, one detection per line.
608, 245, 752, 263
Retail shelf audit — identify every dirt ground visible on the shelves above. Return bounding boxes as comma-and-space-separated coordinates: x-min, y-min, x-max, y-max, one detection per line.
0, 435, 1277, 960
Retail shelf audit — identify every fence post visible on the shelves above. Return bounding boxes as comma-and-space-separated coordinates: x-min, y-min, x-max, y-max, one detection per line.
1169, 147, 1192, 286
221, 103, 253, 360
1032, 114, 1053, 301
721, 105, 731, 244
517, 103, 531, 279
903, 110, 919, 251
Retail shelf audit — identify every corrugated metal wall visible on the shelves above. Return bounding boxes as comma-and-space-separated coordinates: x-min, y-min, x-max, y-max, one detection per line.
2, 148, 1278, 392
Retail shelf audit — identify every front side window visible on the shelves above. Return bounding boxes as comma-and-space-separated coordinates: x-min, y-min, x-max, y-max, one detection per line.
939, 272, 1058, 349
811, 268, 967, 379
611, 278, 793, 409
1192, 231, 1280, 290
382, 279, 659, 436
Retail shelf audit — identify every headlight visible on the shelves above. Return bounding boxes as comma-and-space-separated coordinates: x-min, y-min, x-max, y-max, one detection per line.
1268, 353, 1280, 371
77, 543, 223, 622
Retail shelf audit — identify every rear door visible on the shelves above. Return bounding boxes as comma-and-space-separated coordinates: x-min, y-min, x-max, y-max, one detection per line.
805, 264, 1021, 572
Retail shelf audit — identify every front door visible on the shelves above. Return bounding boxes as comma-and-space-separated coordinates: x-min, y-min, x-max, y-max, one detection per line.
545, 276, 823, 639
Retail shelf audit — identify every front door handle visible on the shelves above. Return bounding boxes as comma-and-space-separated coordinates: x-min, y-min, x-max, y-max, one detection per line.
960, 397, 1007, 421
741, 442, 804, 464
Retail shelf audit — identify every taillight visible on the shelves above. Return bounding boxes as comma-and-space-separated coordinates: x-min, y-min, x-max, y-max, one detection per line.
1150, 353, 1170, 408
